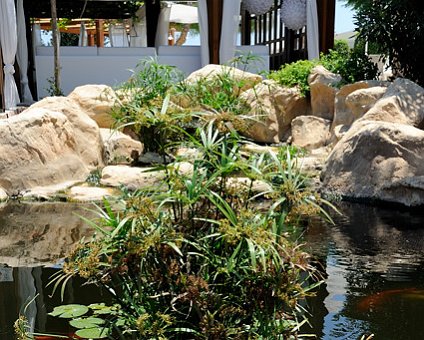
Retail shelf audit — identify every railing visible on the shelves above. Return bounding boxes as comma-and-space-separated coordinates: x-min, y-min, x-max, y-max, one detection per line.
241, 0, 307, 71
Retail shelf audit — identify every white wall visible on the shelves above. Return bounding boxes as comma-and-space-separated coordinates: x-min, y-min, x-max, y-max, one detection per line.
34, 46, 269, 99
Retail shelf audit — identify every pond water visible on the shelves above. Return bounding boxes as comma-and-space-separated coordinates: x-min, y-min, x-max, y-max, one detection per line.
303, 202, 424, 340
1, 201, 424, 339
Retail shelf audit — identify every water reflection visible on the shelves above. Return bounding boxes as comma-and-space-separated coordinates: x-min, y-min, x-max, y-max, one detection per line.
0, 202, 99, 339
304, 202, 424, 340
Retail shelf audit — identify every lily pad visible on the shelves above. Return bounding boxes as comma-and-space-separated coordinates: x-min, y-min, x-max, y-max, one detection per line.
48, 304, 89, 318
69, 317, 105, 329
75, 327, 110, 339
89, 303, 117, 315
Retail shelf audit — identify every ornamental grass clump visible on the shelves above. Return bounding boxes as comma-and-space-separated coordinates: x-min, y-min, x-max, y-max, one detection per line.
47, 122, 337, 339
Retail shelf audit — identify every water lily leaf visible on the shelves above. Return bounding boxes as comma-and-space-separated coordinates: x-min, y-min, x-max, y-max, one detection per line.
69, 317, 105, 329
75, 327, 109, 339
48, 304, 89, 318
89, 303, 117, 315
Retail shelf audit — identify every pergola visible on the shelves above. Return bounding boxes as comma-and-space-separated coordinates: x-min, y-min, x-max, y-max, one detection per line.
0, 0, 336, 111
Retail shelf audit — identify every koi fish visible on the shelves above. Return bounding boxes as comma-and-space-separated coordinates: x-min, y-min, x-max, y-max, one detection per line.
357, 288, 424, 312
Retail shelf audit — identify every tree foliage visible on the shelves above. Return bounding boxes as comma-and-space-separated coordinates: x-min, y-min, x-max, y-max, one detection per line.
343, 0, 424, 85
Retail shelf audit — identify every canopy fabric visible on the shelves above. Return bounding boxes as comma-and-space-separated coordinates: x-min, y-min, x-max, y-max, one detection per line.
219, 0, 241, 64
109, 23, 129, 47
306, 0, 319, 60
0, 0, 20, 109
198, 0, 209, 66
168, 3, 198, 24
155, 6, 172, 47
78, 21, 88, 47
16, 0, 34, 104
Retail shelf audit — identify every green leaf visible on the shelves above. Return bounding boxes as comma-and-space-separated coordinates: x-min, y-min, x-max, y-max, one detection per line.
75, 327, 110, 339
70, 317, 105, 329
48, 304, 89, 318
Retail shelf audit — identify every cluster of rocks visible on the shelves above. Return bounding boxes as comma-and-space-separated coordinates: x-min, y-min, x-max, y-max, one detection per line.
0, 64, 423, 206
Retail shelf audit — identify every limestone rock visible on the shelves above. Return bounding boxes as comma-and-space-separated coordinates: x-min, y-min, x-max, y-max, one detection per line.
68, 84, 118, 128
291, 116, 331, 150
28, 96, 104, 168
23, 181, 80, 201
101, 165, 166, 191
0, 188, 7, 201
185, 64, 262, 93
346, 86, 387, 121
359, 78, 424, 127
333, 81, 387, 128
239, 80, 309, 143
0, 109, 93, 193
68, 185, 118, 202
308, 65, 342, 120
100, 128, 143, 165
321, 121, 424, 206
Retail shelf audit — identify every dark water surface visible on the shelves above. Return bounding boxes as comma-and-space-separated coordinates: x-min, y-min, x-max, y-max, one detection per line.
1, 202, 424, 339
303, 202, 424, 340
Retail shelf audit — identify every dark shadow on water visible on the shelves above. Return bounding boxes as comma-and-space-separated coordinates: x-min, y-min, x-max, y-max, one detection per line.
303, 202, 424, 340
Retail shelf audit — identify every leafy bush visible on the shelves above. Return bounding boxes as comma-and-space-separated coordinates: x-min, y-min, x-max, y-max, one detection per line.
268, 59, 317, 97
345, 0, 424, 86
172, 68, 251, 116
48, 123, 336, 339
112, 59, 192, 156
321, 40, 380, 84
268, 40, 379, 97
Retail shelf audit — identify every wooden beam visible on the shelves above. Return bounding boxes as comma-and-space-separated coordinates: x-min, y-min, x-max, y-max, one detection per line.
0, 48, 4, 110
96, 19, 105, 47
317, 0, 336, 54
207, 0, 223, 64
145, 0, 161, 47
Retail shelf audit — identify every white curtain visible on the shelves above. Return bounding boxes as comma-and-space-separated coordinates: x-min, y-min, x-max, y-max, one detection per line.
0, 0, 20, 109
16, 0, 34, 104
78, 21, 88, 47
109, 24, 129, 47
306, 0, 319, 60
219, 0, 241, 64
198, 0, 209, 66
155, 5, 171, 47
32, 24, 42, 47
130, 6, 147, 47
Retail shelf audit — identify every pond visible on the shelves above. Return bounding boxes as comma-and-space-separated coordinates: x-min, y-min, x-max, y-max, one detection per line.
303, 202, 424, 340
1, 201, 424, 339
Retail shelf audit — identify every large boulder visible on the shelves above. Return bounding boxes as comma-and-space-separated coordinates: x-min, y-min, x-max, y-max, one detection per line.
291, 116, 331, 150
28, 96, 104, 168
332, 81, 388, 128
239, 80, 309, 143
185, 64, 262, 93
359, 78, 424, 127
0, 109, 96, 193
100, 128, 143, 165
68, 84, 118, 128
321, 121, 424, 206
308, 65, 342, 120
345, 86, 387, 122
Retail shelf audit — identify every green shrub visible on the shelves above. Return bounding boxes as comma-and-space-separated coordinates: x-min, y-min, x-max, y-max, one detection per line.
49, 123, 336, 339
112, 58, 192, 156
321, 39, 380, 84
268, 59, 317, 96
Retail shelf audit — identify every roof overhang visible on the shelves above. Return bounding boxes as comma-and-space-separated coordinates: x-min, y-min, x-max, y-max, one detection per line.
23, 0, 141, 19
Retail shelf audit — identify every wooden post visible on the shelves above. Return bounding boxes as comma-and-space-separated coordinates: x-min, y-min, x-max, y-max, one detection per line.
0, 48, 4, 110
206, 0, 223, 64
145, 0, 161, 47
96, 19, 105, 47
317, 0, 336, 54
241, 9, 251, 46
50, 0, 61, 95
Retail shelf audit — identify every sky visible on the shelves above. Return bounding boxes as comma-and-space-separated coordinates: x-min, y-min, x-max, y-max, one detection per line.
335, 0, 356, 34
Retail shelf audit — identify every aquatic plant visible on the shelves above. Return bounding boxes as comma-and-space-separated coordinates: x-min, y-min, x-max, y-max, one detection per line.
47, 122, 335, 339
